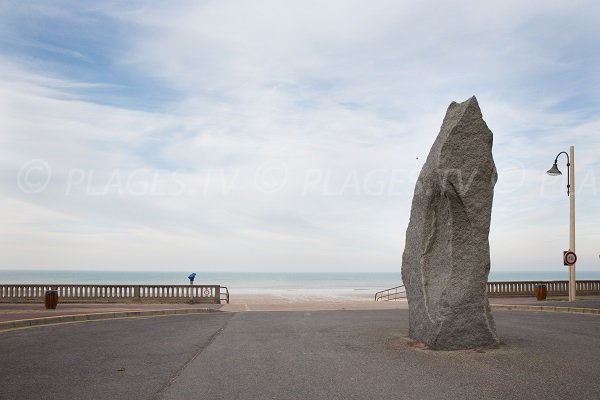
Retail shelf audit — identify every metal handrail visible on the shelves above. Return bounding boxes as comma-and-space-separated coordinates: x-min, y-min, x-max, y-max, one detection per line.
220, 286, 230, 304
375, 285, 406, 301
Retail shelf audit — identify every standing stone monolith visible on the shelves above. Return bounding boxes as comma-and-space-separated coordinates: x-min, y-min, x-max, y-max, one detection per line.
401, 96, 500, 350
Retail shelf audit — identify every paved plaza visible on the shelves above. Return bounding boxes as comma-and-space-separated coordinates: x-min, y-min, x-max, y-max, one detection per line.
1, 308, 599, 400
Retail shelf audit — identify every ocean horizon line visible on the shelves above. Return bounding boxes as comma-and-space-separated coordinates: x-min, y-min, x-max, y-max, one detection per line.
1, 268, 598, 273
1, 269, 598, 284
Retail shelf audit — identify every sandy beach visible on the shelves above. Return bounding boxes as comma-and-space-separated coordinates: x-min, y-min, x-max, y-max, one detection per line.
220, 293, 408, 312
0, 293, 408, 325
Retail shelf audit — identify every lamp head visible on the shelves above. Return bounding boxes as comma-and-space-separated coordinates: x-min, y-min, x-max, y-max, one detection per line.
546, 163, 562, 176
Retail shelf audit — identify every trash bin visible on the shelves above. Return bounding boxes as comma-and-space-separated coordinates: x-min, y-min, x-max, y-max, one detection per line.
534, 284, 547, 301
44, 289, 59, 309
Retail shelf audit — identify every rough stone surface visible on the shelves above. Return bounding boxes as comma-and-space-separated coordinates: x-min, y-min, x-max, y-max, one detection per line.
401, 96, 500, 350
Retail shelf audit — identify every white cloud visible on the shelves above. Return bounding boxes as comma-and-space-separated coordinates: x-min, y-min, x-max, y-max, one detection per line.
1, 1, 599, 273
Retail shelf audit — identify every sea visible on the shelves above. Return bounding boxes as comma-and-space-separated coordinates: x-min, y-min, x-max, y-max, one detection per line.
1, 269, 599, 301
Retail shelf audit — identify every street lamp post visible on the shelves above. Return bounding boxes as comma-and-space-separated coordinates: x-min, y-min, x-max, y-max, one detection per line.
546, 145, 576, 301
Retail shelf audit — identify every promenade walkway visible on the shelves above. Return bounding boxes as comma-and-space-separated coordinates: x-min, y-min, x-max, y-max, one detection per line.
0, 302, 223, 324
2, 296, 599, 327
490, 296, 600, 315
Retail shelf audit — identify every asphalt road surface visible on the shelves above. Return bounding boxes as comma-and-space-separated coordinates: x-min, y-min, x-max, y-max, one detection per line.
1, 310, 599, 400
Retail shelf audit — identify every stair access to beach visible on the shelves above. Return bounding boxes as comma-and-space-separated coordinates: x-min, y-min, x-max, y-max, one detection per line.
375, 285, 406, 301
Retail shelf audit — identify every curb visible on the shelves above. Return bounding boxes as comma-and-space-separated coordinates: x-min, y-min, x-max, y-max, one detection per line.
491, 304, 600, 315
0, 308, 220, 332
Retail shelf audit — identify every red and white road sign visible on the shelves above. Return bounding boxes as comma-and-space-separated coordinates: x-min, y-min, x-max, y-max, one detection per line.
564, 251, 577, 266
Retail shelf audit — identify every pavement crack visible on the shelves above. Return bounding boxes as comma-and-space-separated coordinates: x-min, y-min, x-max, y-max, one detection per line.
153, 313, 237, 399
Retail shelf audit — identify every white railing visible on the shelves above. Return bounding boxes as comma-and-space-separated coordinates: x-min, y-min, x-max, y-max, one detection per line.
486, 280, 600, 297
0, 284, 228, 304
375, 280, 600, 301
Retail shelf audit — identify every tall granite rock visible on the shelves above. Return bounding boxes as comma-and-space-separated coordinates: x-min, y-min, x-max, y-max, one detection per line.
401, 96, 500, 350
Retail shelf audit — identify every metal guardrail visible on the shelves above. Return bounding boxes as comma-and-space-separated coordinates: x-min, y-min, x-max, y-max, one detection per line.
0, 284, 227, 304
220, 286, 230, 304
375, 285, 406, 301
374, 280, 600, 301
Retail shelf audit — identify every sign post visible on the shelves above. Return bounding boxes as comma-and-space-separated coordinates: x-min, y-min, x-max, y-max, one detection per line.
569, 146, 576, 301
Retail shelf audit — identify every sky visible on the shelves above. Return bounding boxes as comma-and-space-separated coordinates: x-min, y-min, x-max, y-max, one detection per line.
1, 0, 599, 274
